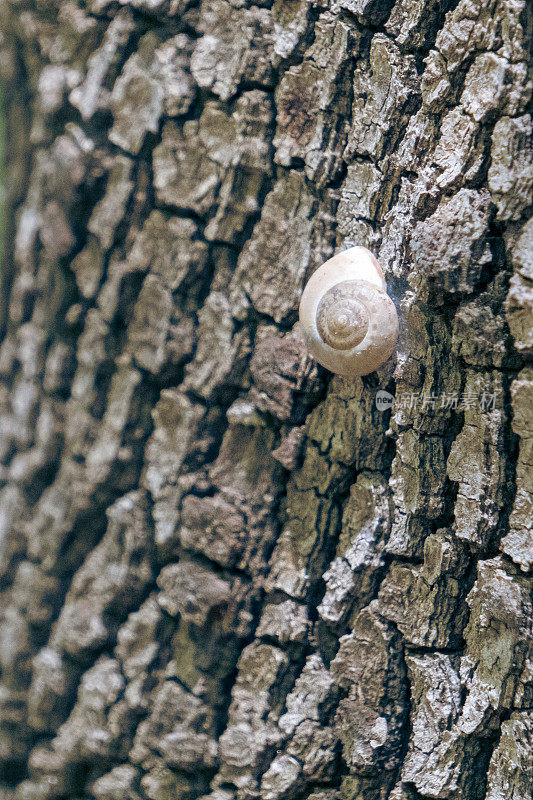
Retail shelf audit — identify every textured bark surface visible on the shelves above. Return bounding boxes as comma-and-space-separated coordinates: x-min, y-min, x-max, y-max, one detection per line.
0, 2, 532, 800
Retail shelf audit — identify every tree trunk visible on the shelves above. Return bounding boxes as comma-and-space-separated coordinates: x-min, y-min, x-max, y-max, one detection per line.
0, 1, 531, 799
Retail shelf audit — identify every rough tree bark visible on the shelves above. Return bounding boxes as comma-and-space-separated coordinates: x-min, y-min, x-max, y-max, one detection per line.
0, 1, 532, 800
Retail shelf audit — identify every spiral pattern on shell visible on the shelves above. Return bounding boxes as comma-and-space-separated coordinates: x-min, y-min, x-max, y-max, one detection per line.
298, 247, 399, 378
316, 282, 370, 350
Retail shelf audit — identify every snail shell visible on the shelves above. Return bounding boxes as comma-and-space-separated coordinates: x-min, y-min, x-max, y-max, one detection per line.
299, 246, 398, 377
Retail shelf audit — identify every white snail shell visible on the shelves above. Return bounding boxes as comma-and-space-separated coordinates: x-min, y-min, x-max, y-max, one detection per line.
299, 246, 398, 378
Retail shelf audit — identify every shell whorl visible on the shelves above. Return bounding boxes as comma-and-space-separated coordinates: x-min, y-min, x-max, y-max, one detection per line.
316, 282, 370, 350
298, 246, 399, 378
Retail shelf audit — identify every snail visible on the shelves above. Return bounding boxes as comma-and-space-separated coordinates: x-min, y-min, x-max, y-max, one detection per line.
299, 246, 398, 378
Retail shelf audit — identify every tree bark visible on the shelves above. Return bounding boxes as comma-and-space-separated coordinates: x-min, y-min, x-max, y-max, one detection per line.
0, 1, 532, 800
